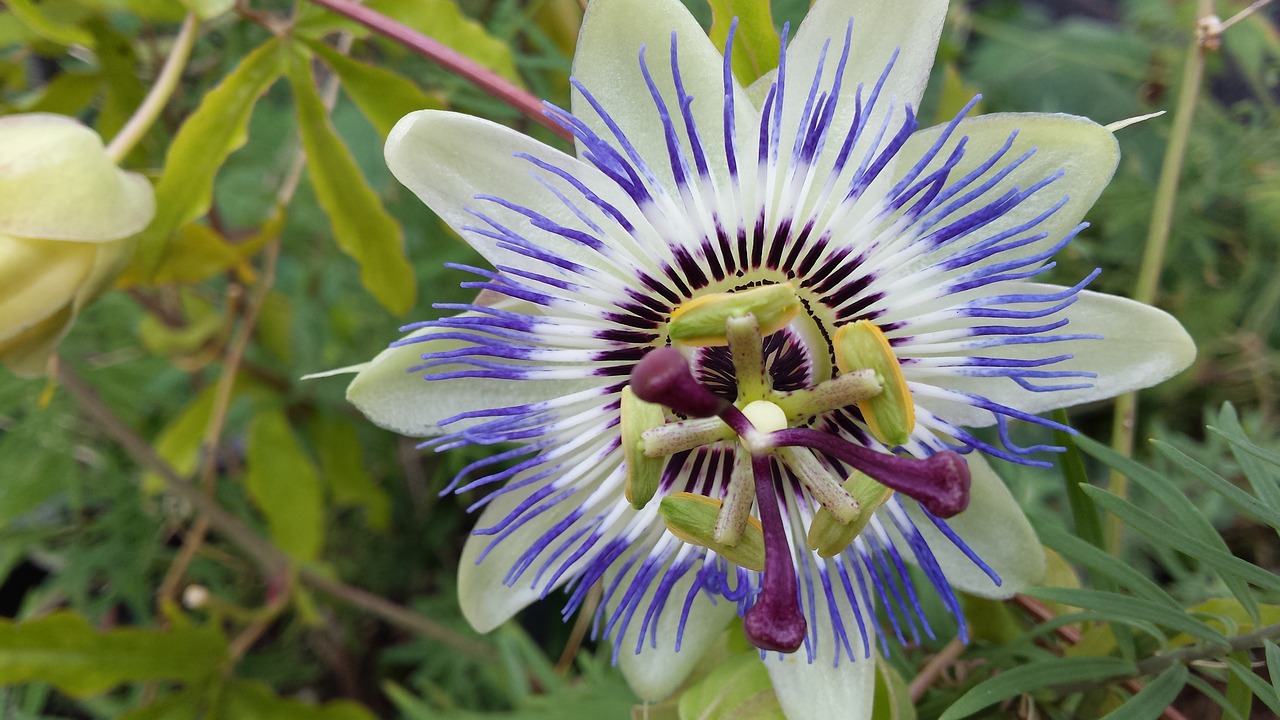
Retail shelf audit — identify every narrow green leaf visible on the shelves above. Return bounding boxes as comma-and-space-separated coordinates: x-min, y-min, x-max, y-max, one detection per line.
1152, 439, 1280, 532
1038, 524, 1178, 609
1187, 673, 1247, 720
1078, 434, 1264, 616
309, 413, 390, 530
0, 612, 224, 697
938, 657, 1135, 720
872, 655, 917, 720
134, 39, 285, 277
1082, 486, 1280, 595
1226, 651, 1256, 719
1099, 665, 1187, 720
246, 408, 325, 562
707, 0, 781, 85
302, 39, 443, 138
1051, 409, 1106, 549
1266, 641, 1280, 701
1210, 405, 1280, 510
288, 51, 416, 315
1027, 587, 1227, 645
1226, 656, 1280, 715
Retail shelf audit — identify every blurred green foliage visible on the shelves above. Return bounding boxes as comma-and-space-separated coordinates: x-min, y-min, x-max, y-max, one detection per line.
0, 0, 1277, 717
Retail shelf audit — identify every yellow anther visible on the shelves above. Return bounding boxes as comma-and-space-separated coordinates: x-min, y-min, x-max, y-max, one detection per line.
668, 283, 800, 347
833, 320, 915, 447
805, 472, 894, 558
660, 492, 766, 571
622, 386, 666, 509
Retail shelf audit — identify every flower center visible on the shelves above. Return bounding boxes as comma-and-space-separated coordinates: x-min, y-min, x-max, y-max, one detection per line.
625, 283, 972, 653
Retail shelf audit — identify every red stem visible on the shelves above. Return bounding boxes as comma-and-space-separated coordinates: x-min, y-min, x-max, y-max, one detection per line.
305, 0, 574, 142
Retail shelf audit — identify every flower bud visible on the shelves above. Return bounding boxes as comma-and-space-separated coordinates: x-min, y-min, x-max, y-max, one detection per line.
0, 114, 155, 376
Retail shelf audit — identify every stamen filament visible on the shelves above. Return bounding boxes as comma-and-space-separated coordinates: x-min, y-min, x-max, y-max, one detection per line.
742, 453, 806, 653
778, 447, 859, 523
713, 450, 757, 546
773, 369, 882, 419
727, 315, 766, 401
642, 417, 734, 457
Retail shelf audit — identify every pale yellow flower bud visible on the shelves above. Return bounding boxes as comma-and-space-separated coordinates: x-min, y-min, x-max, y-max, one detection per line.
0, 114, 155, 376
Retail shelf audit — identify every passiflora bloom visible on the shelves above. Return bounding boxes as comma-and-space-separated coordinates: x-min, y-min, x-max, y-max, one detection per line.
0, 113, 154, 376
346, 0, 1194, 715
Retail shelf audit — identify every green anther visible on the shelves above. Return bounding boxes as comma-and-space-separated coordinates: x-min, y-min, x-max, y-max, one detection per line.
668, 283, 800, 347
660, 492, 766, 571
622, 386, 666, 509
805, 472, 894, 558
834, 320, 915, 447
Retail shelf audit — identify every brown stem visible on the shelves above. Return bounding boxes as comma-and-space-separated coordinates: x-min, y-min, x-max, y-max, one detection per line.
908, 636, 966, 702
55, 361, 492, 659
304, 0, 572, 142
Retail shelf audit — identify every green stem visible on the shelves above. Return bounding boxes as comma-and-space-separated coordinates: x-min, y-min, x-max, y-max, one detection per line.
1107, 0, 1215, 552
105, 13, 199, 162
1052, 409, 1106, 550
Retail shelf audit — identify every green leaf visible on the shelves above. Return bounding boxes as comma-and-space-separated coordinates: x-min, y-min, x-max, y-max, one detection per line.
296, 0, 523, 83
872, 656, 916, 720
143, 380, 266, 494
938, 657, 1135, 720
677, 652, 783, 720
134, 39, 286, 278
1152, 439, 1280, 533
302, 38, 443, 138
309, 413, 390, 530
1226, 651, 1255, 720
1028, 587, 1227, 645
0, 429, 72, 525
25, 72, 100, 116
1038, 524, 1177, 609
126, 208, 282, 287
707, 0, 780, 85
215, 679, 376, 719
1267, 641, 1280, 701
246, 408, 325, 562
288, 50, 416, 316
1099, 665, 1187, 720
181, 0, 233, 20
1210, 405, 1280, 510
1051, 409, 1106, 550
1226, 656, 1280, 715
4, 0, 92, 47
1082, 486, 1280, 595
0, 612, 224, 696
1167, 599, 1280, 648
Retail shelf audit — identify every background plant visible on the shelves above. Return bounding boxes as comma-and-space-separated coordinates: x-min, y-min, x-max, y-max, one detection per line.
0, 0, 1277, 717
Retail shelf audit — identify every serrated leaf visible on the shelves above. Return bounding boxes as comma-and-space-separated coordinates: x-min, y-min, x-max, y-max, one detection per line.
708, 0, 780, 85
133, 39, 286, 278
1099, 665, 1187, 720
246, 408, 325, 562
938, 657, 1135, 720
309, 413, 389, 530
677, 652, 783, 720
0, 612, 224, 696
302, 39, 443, 138
288, 50, 415, 315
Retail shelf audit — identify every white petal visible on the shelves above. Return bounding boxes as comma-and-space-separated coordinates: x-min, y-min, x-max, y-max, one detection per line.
0, 114, 155, 242
764, 582, 877, 720
346, 312, 597, 437
385, 110, 631, 273
571, 0, 755, 192
911, 286, 1196, 428
781, 0, 947, 174
890, 113, 1118, 282
456, 480, 583, 632
900, 453, 1044, 598
616, 565, 737, 701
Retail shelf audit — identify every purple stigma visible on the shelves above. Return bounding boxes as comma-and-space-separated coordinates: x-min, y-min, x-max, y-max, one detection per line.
742, 453, 807, 653
630, 348, 753, 434
771, 428, 971, 518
